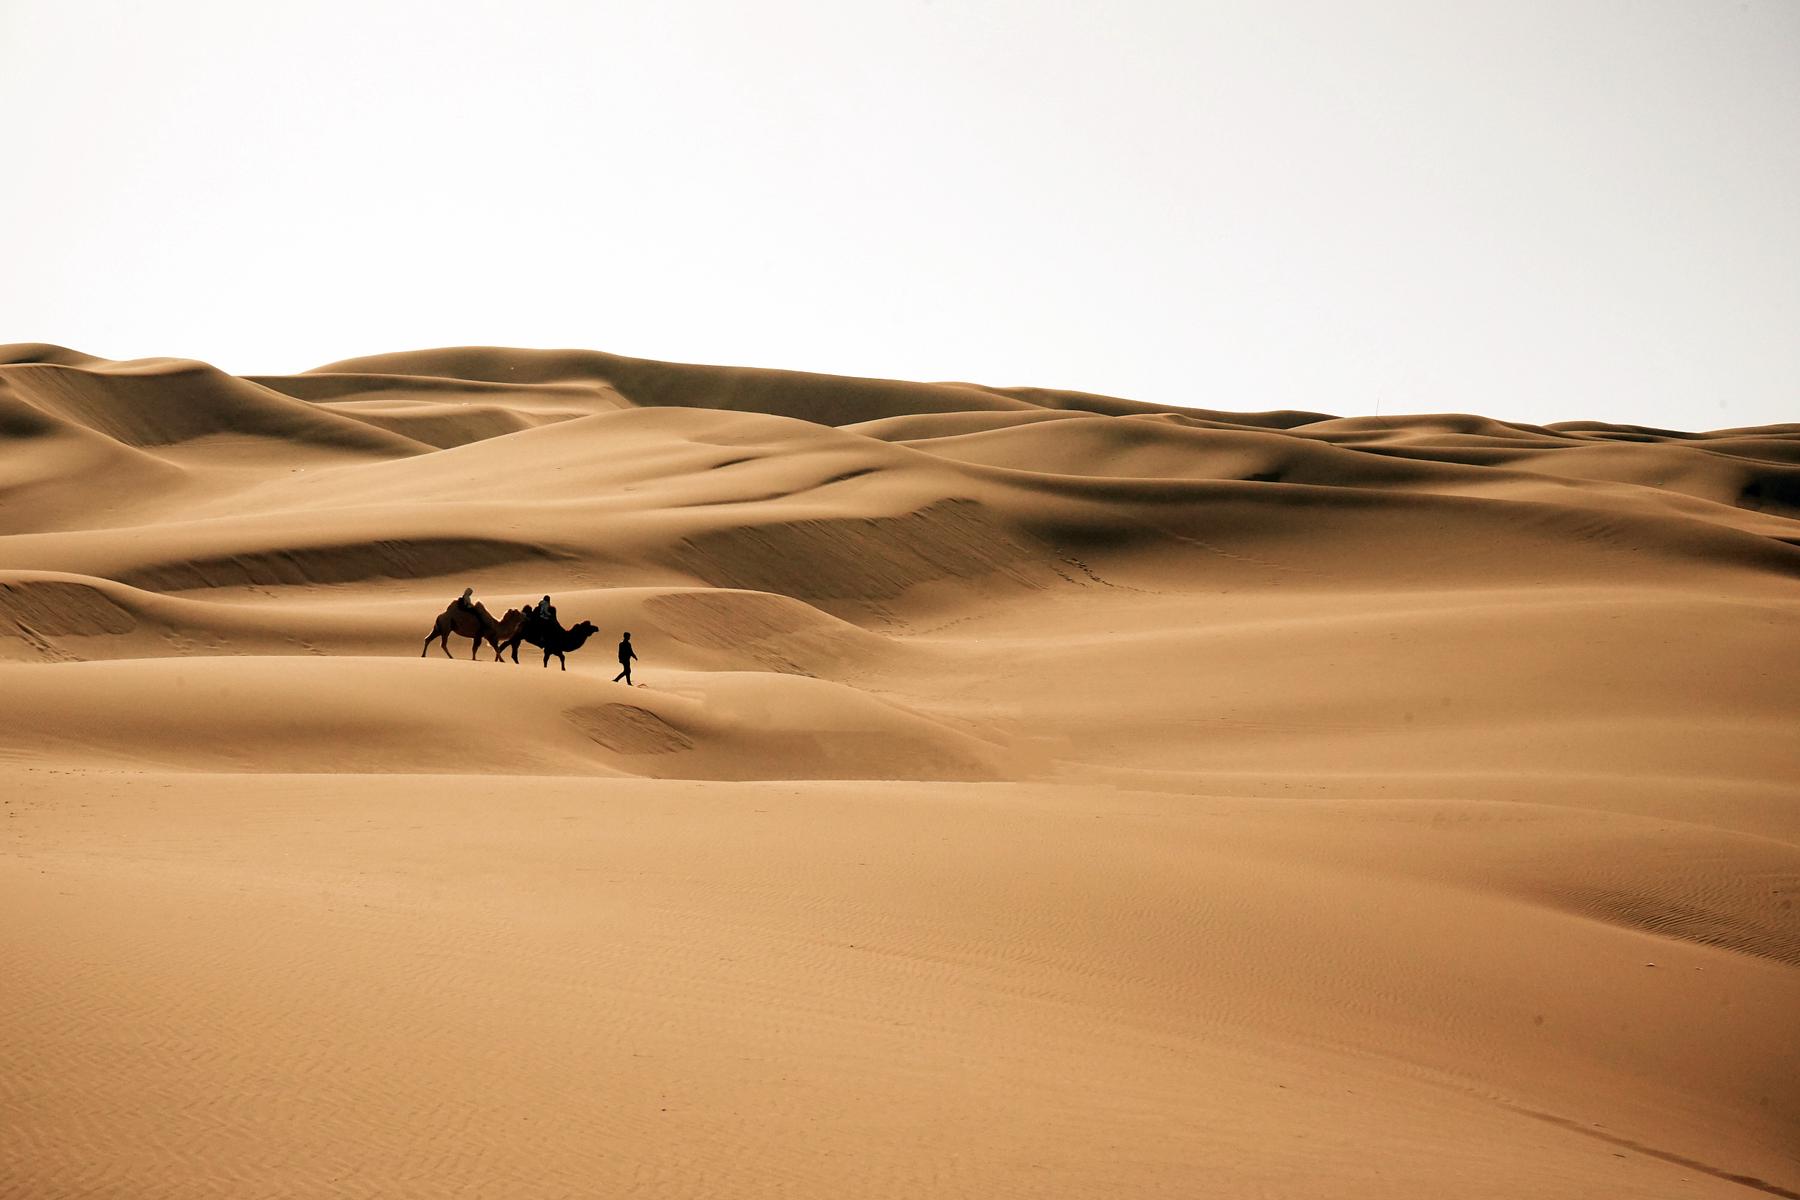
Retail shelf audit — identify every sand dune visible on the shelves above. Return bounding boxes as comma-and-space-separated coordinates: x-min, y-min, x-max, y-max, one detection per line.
2, 343, 1796, 1198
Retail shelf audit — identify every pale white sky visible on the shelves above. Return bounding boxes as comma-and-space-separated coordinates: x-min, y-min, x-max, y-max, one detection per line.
3, 0, 1796, 429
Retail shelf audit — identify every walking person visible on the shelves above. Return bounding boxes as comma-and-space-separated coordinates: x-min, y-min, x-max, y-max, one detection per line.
613, 631, 638, 685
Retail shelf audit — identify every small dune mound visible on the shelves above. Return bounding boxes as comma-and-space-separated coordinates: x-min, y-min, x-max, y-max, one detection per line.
618, 673, 1010, 781
667, 499, 1049, 607
565, 703, 695, 754
643, 588, 884, 675
646, 589, 818, 646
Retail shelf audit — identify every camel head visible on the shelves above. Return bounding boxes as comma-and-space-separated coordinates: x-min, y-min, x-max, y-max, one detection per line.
567, 620, 598, 648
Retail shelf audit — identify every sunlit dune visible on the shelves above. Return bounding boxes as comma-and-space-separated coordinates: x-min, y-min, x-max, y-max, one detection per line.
3, 343, 1796, 1198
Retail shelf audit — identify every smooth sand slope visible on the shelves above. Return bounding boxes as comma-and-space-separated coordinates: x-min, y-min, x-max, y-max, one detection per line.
2, 343, 1797, 1198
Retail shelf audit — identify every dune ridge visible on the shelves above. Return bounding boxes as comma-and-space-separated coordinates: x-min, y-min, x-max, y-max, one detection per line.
2, 342, 1795, 1198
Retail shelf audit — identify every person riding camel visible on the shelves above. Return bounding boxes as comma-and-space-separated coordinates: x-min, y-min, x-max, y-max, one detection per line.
533, 595, 557, 628
453, 586, 478, 614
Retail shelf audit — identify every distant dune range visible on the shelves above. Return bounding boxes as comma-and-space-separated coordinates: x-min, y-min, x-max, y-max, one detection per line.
2, 343, 1796, 1198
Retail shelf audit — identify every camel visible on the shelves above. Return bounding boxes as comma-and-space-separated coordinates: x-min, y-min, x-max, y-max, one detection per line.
420, 602, 526, 661
498, 615, 600, 670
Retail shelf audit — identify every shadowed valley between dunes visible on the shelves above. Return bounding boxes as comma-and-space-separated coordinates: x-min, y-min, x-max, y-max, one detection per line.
2, 343, 1797, 1199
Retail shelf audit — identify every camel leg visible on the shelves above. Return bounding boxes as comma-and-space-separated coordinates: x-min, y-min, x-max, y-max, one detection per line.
420, 634, 432, 658
542, 647, 552, 669
435, 631, 453, 659
469, 634, 481, 661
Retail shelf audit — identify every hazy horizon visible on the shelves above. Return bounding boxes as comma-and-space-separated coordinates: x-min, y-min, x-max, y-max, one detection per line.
3, 0, 1796, 430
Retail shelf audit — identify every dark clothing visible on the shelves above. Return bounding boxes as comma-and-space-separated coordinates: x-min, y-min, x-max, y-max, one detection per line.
613, 639, 636, 685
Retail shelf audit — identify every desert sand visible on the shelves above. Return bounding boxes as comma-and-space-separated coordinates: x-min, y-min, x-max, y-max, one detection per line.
1, 342, 1796, 1198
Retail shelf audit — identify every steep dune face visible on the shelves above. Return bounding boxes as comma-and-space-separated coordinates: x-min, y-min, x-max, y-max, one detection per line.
2, 344, 1796, 1199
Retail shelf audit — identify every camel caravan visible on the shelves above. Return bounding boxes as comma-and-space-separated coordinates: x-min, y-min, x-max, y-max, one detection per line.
422, 588, 603, 672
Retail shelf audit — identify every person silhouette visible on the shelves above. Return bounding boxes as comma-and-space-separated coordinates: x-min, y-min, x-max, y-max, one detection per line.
613, 631, 637, 685
453, 586, 478, 613
533, 595, 556, 627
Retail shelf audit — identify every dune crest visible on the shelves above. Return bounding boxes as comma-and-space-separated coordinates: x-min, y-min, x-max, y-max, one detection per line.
3, 344, 1796, 1198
